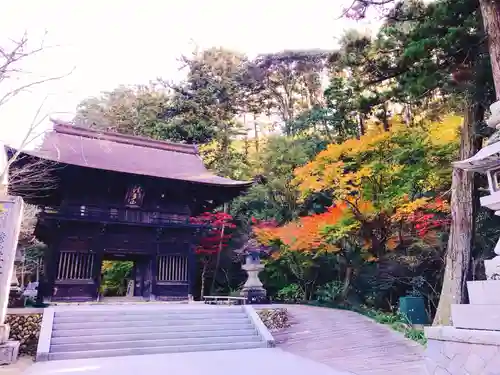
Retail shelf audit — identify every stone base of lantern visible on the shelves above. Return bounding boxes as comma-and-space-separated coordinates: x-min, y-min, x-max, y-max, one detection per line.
0, 341, 20, 365
240, 261, 268, 304
241, 287, 268, 304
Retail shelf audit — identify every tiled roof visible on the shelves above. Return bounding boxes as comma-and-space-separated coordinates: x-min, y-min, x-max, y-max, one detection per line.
13, 122, 252, 187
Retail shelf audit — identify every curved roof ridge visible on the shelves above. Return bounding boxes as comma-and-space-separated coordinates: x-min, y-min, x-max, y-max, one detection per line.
6, 121, 252, 188
52, 120, 198, 155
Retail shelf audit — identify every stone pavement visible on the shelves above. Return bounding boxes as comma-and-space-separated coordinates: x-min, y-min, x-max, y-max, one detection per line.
24, 348, 351, 375
0, 357, 32, 375
272, 304, 426, 375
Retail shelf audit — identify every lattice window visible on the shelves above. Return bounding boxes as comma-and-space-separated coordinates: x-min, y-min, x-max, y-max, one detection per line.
157, 255, 188, 283
57, 252, 94, 281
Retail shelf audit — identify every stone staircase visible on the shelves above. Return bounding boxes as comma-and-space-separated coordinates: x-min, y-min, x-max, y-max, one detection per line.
425, 281, 500, 374
36, 304, 273, 361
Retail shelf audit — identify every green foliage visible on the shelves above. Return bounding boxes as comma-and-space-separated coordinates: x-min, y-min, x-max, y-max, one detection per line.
231, 135, 328, 225
100, 261, 133, 297
74, 84, 217, 144
314, 281, 344, 303
276, 284, 305, 302
250, 50, 331, 134
370, 311, 427, 346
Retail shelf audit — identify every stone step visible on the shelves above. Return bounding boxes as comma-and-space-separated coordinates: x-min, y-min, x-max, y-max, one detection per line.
51, 322, 255, 337
451, 304, 500, 330
54, 312, 247, 324
47, 341, 267, 361
53, 317, 250, 331
51, 328, 258, 344
53, 305, 242, 317
467, 280, 500, 305
50, 334, 261, 353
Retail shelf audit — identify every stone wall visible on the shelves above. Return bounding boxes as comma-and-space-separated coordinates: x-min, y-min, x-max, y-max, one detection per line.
5, 312, 42, 357
425, 326, 500, 375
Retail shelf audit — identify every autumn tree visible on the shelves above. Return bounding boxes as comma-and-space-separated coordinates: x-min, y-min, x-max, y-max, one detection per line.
255, 116, 458, 305
336, 0, 497, 324
189, 211, 236, 297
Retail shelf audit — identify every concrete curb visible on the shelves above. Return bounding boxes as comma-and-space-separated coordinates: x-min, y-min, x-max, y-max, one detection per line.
36, 307, 54, 362
244, 305, 275, 347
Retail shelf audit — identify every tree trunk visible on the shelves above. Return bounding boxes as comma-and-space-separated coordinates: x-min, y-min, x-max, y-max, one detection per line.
253, 113, 259, 153
341, 266, 353, 300
480, 0, 500, 98
210, 203, 227, 294
200, 261, 208, 298
403, 104, 413, 126
358, 113, 365, 138
382, 104, 390, 131
433, 103, 482, 325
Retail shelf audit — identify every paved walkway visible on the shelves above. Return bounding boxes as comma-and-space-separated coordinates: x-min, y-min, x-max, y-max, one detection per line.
6, 304, 426, 374
24, 348, 351, 375
271, 304, 426, 375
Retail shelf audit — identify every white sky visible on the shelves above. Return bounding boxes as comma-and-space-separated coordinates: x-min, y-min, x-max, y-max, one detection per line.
0, 0, 378, 148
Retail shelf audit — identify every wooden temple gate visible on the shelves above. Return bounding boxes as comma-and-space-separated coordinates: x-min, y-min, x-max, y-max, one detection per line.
6, 122, 250, 302
46, 226, 197, 302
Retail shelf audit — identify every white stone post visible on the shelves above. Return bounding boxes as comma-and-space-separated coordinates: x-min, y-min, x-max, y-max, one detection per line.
0, 196, 23, 344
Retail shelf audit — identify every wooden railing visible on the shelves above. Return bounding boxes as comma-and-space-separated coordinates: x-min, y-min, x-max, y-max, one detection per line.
40, 205, 192, 226
57, 251, 94, 281
157, 255, 188, 284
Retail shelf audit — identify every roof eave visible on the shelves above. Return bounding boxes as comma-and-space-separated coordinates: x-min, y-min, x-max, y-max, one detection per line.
453, 141, 500, 172
453, 158, 500, 172
5, 146, 254, 188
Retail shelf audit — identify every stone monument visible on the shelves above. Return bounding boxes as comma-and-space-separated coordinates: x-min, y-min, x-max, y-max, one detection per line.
424, 101, 500, 374
0, 196, 23, 365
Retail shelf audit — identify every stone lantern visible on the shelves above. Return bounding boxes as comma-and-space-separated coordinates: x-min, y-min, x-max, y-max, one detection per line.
238, 238, 267, 304
424, 101, 500, 374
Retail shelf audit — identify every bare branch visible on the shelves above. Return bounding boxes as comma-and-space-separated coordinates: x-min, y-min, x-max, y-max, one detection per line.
0, 96, 52, 183
0, 32, 71, 198
18, 203, 40, 248
0, 66, 75, 108
6, 153, 60, 199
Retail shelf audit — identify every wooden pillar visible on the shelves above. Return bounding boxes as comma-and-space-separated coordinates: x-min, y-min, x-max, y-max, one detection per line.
188, 241, 196, 300
44, 228, 62, 302
150, 247, 158, 301
90, 234, 105, 301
